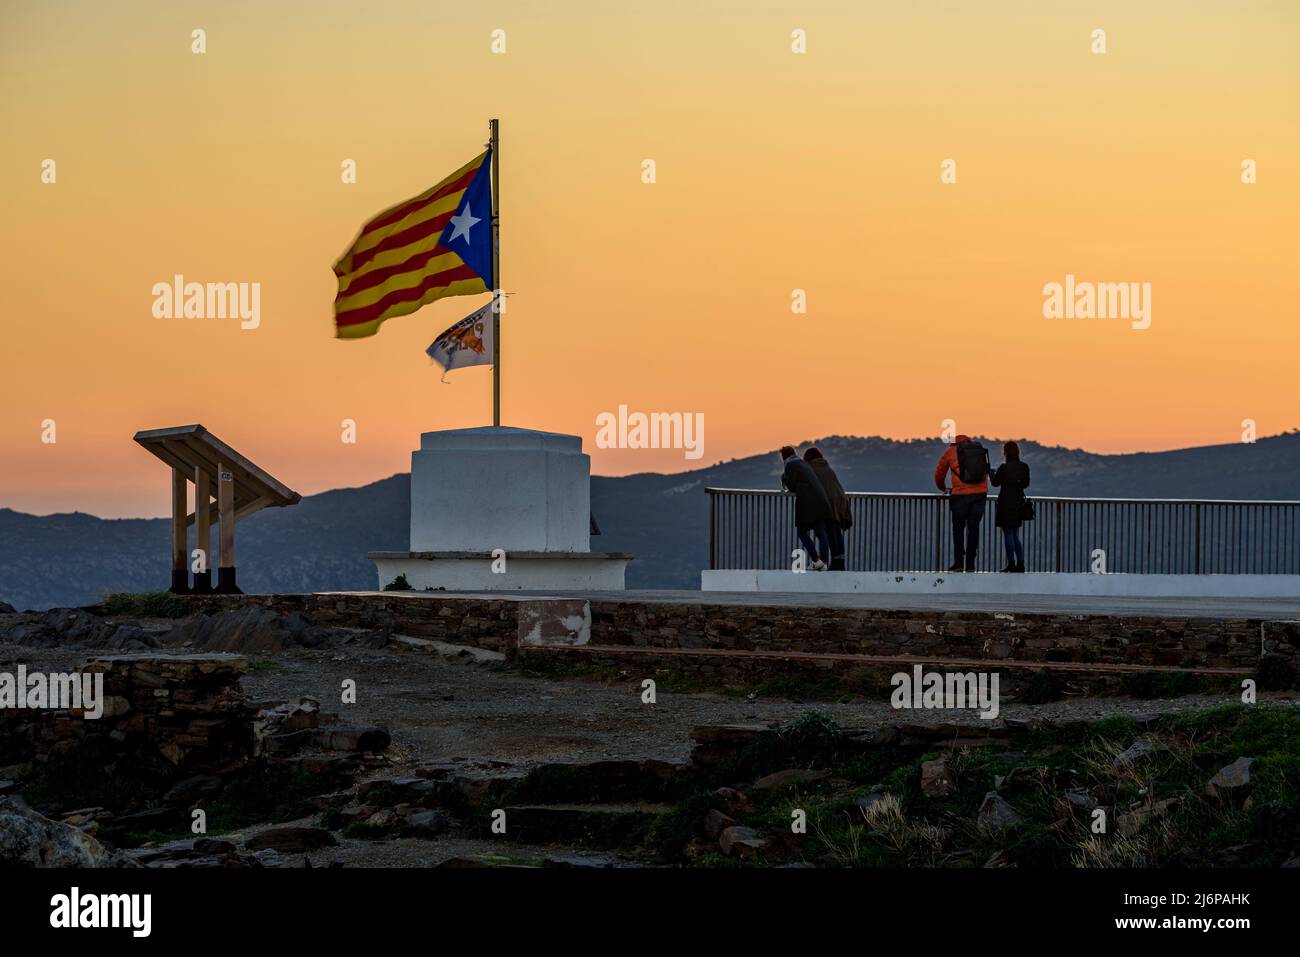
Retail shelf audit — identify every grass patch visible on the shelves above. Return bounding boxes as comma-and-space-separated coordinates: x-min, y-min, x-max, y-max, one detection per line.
505, 762, 689, 805
518, 656, 626, 685
101, 591, 191, 619
749, 672, 854, 702
1016, 669, 1066, 704
1257, 654, 1297, 691
1119, 670, 1227, 699
710, 712, 845, 785
655, 704, 1300, 867
22, 738, 163, 813
188, 765, 338, 835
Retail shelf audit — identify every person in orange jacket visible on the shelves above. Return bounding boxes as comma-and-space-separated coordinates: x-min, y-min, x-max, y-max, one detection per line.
934, 434, 990, 571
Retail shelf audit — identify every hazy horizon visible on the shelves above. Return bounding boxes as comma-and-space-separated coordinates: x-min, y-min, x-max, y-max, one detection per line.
5, 427, 1296, 522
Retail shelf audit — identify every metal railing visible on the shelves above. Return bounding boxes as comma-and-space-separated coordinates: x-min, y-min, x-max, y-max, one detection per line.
706, 489, 1300, 574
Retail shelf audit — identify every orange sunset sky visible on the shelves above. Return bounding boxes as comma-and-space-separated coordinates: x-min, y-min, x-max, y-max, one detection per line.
2, 0, 1297, 518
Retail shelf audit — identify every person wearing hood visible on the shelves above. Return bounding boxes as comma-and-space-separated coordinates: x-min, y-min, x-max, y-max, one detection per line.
803, 446, 852, 570
934, 433, 990, 572
779, 445, 833, 570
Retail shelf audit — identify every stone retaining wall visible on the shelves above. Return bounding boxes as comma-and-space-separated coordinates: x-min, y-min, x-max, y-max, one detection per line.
0, 654, 255, 777
188, 593, 518, 654
586, 603, 1279, 669
184, 594, 1298, 670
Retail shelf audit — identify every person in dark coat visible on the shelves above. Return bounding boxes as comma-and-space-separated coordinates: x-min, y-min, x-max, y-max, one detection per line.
803, 447, 852, 570
990, 440, 1030, 572
779, 445, 833, 570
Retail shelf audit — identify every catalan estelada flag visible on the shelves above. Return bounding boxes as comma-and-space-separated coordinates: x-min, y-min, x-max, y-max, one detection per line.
333, 150, 494, 339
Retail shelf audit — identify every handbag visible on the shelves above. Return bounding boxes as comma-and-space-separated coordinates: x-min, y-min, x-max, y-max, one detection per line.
1022, 497, 1036, 522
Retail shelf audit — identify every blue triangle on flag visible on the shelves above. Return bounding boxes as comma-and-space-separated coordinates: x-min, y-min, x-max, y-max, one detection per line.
439, 150, 494, 288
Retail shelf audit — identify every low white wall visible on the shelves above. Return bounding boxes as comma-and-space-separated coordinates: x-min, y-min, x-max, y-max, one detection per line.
375, 555, 627, 592
702, 569, 1300, 599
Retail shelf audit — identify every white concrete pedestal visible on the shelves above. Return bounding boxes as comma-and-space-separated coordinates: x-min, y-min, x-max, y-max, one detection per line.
370, 427, 630, 591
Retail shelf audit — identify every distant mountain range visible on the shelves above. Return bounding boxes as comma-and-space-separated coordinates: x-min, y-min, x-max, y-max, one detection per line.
2, 432, 1298, 611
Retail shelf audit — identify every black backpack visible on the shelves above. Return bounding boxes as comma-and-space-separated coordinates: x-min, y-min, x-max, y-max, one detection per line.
956, 441, 990, 484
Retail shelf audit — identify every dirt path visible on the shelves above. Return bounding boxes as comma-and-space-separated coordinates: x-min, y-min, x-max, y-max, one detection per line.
237, 644, 1287, 769
6, 641, 1289, 772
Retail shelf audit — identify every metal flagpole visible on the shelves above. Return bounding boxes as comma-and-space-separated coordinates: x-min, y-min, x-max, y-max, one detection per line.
489, 118, 501, 427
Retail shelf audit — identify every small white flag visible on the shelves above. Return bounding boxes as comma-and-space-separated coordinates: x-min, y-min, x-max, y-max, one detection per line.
426, 301, 494, 380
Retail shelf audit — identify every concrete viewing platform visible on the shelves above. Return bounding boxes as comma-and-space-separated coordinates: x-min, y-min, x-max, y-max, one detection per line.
701, 569, 1300, 605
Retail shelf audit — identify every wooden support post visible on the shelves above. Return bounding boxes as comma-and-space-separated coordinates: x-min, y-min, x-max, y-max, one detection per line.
216, 461, 239, 593
170, 466, 189, 593
194, 467, 213, 592
134, 425, 300, 595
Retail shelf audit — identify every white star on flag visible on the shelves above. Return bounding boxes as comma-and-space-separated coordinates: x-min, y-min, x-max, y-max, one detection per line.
446, 203, 481, 245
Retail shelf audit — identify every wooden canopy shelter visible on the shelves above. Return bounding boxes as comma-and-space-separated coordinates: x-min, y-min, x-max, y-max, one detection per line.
133, 424, 301, 594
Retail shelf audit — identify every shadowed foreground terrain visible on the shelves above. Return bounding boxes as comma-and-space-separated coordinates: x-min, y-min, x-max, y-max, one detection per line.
1, 599, 1297, 868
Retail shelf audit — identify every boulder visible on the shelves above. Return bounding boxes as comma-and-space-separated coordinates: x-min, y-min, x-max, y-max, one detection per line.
44, 608, 116, 643
0, 797, 113, 866
718, 825, 767, 859
703, 808, 737, 839
102, 625, 161, 651
363, 808, 401, 830
167, 606, 319, 653
855, 791, 890, 815
245, 826, 337, 852
358, 776, 438, 804
403, 810, 450, 837
712, 787, 753, 815
1064, 788, 1096, 813
257, 697, 322, 735
920, 758, 956, 798
977, 792, 1022, 832
8, 608, 125, 647
1206, 757, 1256, 803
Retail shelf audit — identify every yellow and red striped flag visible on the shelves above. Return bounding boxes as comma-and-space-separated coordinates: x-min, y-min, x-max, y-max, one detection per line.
333, 150, 494, 339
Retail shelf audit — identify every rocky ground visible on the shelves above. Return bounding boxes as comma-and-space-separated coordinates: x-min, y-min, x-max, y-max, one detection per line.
1, 599, 1297, 868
